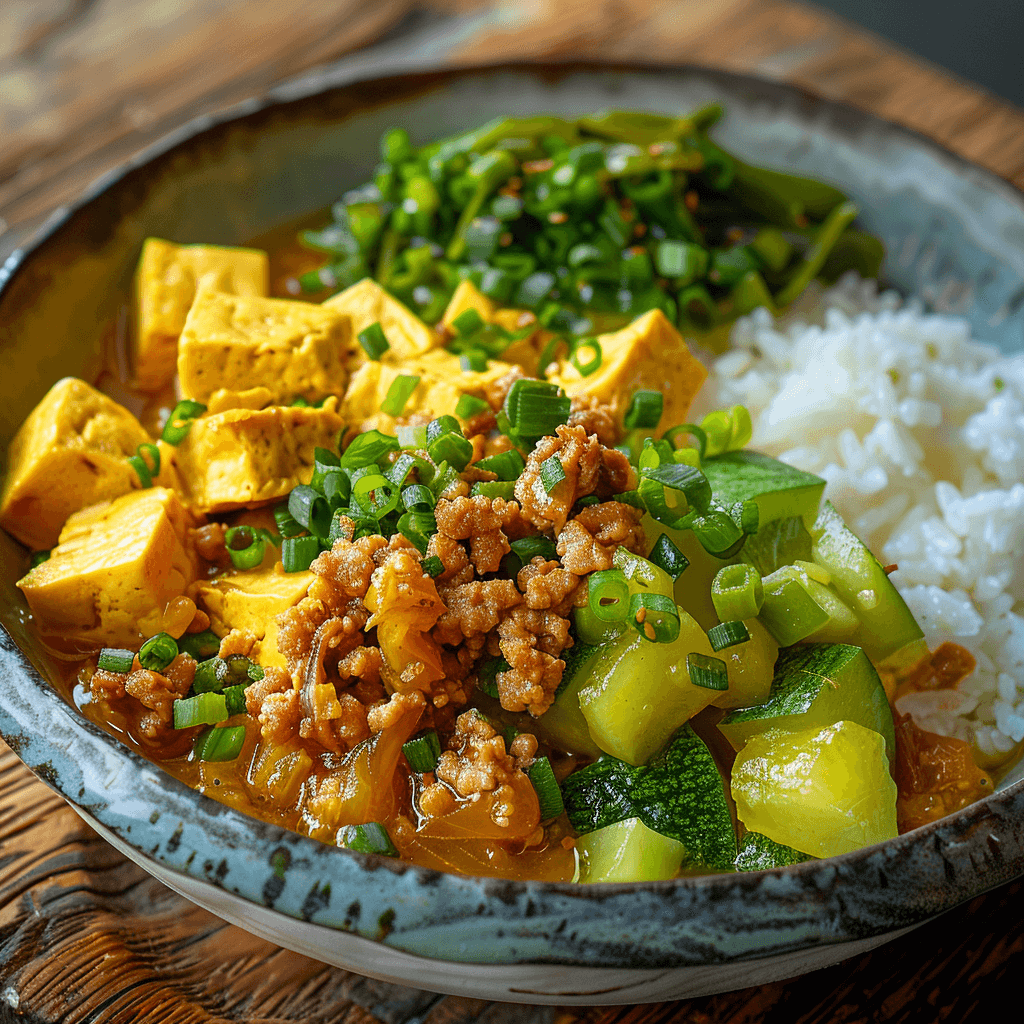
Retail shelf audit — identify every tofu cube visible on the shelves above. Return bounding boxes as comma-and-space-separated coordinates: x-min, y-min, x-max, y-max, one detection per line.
324, 277, 438, 361
0, 377, 153, 550
135, 238, 268, 391
550, 309, 708, 431
168, 402, 344, 513
177, 291, 355, 405
17, 488, 197, 647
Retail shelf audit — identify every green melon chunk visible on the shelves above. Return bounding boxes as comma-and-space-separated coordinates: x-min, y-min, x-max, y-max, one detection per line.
702, 450, 825, 527
734, 831, 814, 871
537, 642, 603, 758
577, 817, 688, 882
719, 641, 896, 765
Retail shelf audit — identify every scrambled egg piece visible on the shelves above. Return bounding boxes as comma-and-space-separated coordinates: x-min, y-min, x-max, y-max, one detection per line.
549, 308, 708, 431
135, 238, 268, 392
177, 291, 355, 405
0, 377, 152, 550
324, 278, 438, 361
168, 400, 343, 513
196, 566, 313, 669
16, 487, 197, 647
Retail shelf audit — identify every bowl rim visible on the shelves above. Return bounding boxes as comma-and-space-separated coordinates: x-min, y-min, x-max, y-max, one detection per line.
2, 55, 1024, 966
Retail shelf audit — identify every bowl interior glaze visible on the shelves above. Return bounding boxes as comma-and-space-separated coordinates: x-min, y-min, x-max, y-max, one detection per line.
2, 62, 1024, 982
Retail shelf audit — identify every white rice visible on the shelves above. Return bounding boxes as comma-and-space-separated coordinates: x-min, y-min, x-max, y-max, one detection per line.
695, 273, 1024, 758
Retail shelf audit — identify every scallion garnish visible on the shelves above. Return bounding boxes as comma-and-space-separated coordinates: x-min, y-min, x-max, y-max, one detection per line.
426, 415, 463, 443
503, 379, 571, 441
97, 648, 135, 673
288, 485, 332, 538
711, 564, 764, 621
223, 684, 248, 717
29, 550, 51, 569
178, 630, 221, 662
402, 729, 442, 772
570, 338, 603, 377
193, 656, 229, 694
527, 757, 564, 820
381, 374, 421, 416
687, 652, 729, 690
539, 453, 566, 494
477, 656, 506, 698
451, 307, 486, 336
172, 691, 228, 729
397, 424, 428, 449
138, 632, 178, 672
428, 460, 461, 498
648, 533, 689, 582
352, 474, 400, 518
459, 349, 489, 372
397, 511, 436, 554
224, 525, 266, 571
161, 399, 207, 445
474, 449, 526, 480
282, 535, 321, 573
339, 429, 400, 469
662, 423, 708, 461
587, 569, 630, 621
193, 724, 246, 762
357, 321, 390, 360
641, 462, 711, 511
509, 536, 557, 562
339, 822, 399, 857
624, 389, 664, 429
455, 393, 490, 420
420, 555, 444, 578
628, 592, 681, 644
470, 480, 517, 500
274, 503, 306, 538
401, 484, 435, 510
428, 432, 474, 472
708, 620, 751, 651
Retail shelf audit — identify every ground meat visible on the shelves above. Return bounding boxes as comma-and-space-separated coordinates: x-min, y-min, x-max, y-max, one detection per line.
218, 629, 259, 659
433, 579, 522, 646
464, 407, 498, 438
335, 645, 383, 686
311, 535, 388, 606
484, 366, 526, 411
276, 596, 369, 686
557, 501, 646, 574
366, 690, 427, 733
517, 557, 580, 615
426, 532, 474, 585
259, 689, 303, 745
435, 495, 520, 574
568, 396, 621, 448
245, 666, 292, 715
515, 424, 637, 532
124, 668, 182, 738
496, 606, 573, 715
90, 667, 126, 701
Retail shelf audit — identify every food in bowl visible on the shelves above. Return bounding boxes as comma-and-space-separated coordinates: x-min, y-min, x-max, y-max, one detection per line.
0, 107, 1015, 883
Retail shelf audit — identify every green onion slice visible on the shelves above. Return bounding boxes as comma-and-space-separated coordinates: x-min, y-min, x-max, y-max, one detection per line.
527, 757, 564, 820
161, 399, 207, 445
628, 592, 681, 644
708, 620, 751, 652
402, 730, 442, 772
381, 374, 420, 416
420, 555, 445, 578
274, 503, 306, 538
624, 389, 664, 429
588, 569, 630, 621
401, 484, 435, 510
663, 423, 708, 461
455, 393, 490, 420
426, 415, 463, 443
641, 462, 712, 512
687, 652, 729, 690
397, 424, 428, 449
539, 453, 566, 494
503, 379, 571, 440
451, 307, 485, 336
129, 454, 152, 488
172, 691, 228, 729
428, 432, 474, 472
97, 648, 135, 673
570, 338, 603, 377
470, 480, 517, 500
282, 535, 321, 573
358, 321, 390, 360
474, 449, 526, 480
339, 822, 399, 858
178, 630, 221, 662
477, 656, 507, 699
138, 632, 178, 672
193, 724, 246, 762
288, 485, 332, 538
711, 564, 764, 621
352, 474, 400, 518
223, 684, 248, 717
29, 550, 51, 569
510, 536, 557, 562
340, 429, 400, 469
193, 656, 230, 694
397, 511, 435, 554
224, 525, 266, 571
648, 533, 689, 582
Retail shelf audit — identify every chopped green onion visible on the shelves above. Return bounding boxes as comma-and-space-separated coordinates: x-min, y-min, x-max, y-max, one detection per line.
687, 652, 729, 690
274, 503, 306, 538
647, 533, 689, 582
426, 415, 463, 443
288, 485, 332, 538
352, 474, 400, 518
223, 683, 248, 717
641, 462, 712, 512
471, 480, 517, 500
539, 453, 566, 494
172, 691, 228, 729
663, 423, 708, 461
403, 730, 442, 772
587, 569, 630, 621
397, 423, 429, 449
613, 490, 646, 511
402, 484, 435, 510
224, 526, 266, 571
628, 592, 681, 643
428, 460, 461, 498
420, 555, 444, 578
711, 564, 764, 621
193, 724, 246, 762
129, 454, 152, 488
527, 757, 564, 820
474, 449, 526, 480
451, 308, 485, 336
459, 349, 489, 372
624, 390, 664, 429
503, 379, 571, 440
138, 632, 178, 672
477, 656, 507, 698
193, 656, 229, 694
282, 535, 321, 572
178, 630, 221, 662
397, 511, 436, 554
455, 393, 491, 420
510, 536, 557, 562
380, 374, 421, 417
428, 432, 474, 472
339, 822, 399, 857
137, 443, 160, 477
385, 452, 420, 489
358, 321, 390, 360
570, 338, 603, 377
708, 620, 751, 651
97, 648, 135, 673
161, 399, 207, 445
340, 429, 400, 468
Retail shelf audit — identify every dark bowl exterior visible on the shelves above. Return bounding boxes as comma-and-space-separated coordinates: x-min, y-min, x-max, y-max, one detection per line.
2, 60, 1024, 970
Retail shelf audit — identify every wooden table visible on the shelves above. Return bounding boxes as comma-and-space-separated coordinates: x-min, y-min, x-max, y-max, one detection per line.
3, 1, 1024, 1020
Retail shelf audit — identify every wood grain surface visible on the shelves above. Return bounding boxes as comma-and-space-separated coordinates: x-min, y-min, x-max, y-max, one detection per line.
2, 1, 1024, 1021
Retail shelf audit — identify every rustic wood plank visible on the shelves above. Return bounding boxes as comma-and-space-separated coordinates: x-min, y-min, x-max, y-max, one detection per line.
2, 1, 1024, 1021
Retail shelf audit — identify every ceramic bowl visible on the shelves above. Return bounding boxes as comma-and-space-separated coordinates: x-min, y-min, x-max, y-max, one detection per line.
2, 61, 1024, 1006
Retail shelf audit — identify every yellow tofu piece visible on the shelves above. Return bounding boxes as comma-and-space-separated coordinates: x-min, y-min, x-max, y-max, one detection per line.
168, 401, 344, 513
549, 309, 708, 431
16, 488, 197, 648
177, 291, 355, 405
0, 377, 153, 551
340, 350, 513, 432
324, 278, 438, 361
196, 566, 314, 669
135, 238, 268, 392
441, 280, 497, 329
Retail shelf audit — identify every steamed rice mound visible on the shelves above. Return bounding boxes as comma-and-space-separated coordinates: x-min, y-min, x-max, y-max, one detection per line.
698, 273, 1024, 762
